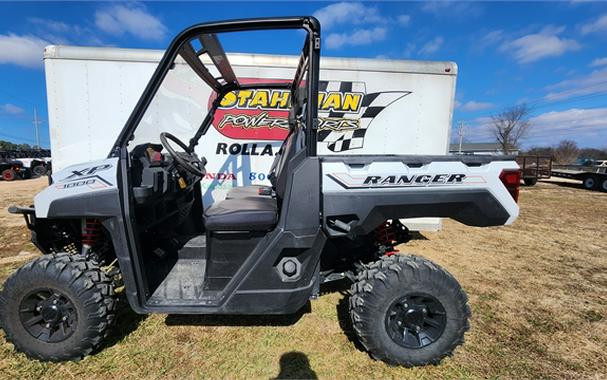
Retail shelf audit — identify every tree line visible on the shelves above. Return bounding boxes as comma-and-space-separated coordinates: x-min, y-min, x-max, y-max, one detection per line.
488, 105, 606, 164
524, 141, 607, 164
0, 140, 40, 151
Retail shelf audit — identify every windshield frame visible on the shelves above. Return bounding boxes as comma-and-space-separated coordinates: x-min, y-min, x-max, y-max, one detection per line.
109, 16, 321, 158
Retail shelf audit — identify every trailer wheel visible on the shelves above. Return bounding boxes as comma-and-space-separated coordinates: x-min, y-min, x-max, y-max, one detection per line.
583, 176, 597, 190
349, 255, 470, 367
0, 253, 117, 361
32, 164, 48, 177
523, 178, 537, 186
2, 169, 16, 181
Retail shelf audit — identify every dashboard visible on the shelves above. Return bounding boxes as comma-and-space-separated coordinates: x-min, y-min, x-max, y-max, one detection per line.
129, 143, 202, 230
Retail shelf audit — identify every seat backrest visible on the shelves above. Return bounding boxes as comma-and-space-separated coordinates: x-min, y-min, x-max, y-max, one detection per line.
269, 91, 307, 196
266, 106, 297, 188
274, 95, 307, 200
274, 124, 304, 200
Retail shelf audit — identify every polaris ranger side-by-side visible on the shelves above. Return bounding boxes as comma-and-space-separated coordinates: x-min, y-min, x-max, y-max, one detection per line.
0, 17, 520, 366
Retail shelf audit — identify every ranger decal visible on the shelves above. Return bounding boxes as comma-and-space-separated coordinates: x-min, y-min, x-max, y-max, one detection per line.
327, 173, 482, 189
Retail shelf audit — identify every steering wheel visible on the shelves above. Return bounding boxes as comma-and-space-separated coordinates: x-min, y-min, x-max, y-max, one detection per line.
159, 132, 206, 177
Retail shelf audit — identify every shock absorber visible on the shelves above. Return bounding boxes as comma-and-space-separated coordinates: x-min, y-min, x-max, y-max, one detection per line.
81, 218, 102, 256
375, 221, 399, 256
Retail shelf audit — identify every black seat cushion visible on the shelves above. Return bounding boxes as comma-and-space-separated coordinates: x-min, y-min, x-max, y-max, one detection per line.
204, 197, 278, 231
225, 185, 271, 199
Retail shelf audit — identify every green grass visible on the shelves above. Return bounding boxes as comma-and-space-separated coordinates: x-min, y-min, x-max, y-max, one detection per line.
0, 275, 595, 380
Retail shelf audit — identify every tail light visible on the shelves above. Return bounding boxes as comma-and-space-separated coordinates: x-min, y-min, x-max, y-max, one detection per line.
500, 169, 521, 203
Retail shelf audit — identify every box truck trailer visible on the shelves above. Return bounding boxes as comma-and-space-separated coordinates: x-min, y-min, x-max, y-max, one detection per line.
43, 44, 457, 230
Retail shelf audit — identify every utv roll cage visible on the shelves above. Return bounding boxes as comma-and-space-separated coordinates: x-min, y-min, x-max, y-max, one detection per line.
109, 16, 321, 158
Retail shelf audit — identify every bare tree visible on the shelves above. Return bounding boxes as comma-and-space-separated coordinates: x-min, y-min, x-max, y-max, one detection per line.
489, 104, 531, 154
554, 140, 579, 164
525, 146, 554, 158
579, 147, 607, 160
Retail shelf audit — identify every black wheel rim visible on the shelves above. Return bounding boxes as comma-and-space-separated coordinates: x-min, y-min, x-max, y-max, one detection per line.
385, 293, 447, 349
33, 166, 47, 175
19, 288, 78, 343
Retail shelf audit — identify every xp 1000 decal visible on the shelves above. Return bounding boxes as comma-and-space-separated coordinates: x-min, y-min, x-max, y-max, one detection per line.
55, 164, 114, 190
209, 79, 411, 152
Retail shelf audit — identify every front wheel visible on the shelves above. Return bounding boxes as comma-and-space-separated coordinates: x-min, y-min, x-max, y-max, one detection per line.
2, 169, 16, 181
0, 253, 117, 361
349, 255, 470, 367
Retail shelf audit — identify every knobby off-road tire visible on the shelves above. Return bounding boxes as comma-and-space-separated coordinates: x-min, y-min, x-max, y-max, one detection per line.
32, 164, 48, 177
2, 169, 16, 181
523, 177, 537, 186
349, 255, 470, 367
0, 253, 117, 361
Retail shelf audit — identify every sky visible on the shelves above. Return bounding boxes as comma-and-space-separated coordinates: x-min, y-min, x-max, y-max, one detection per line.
0, 1, 606, 150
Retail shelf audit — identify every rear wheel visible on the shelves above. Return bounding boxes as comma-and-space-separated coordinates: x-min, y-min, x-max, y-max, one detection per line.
349, 255, 470, 367
0, 253, 117, 361
2, 169, 16, 181
523, 177, 537, 186
32, 164, 48, 177
583, 176, 597, 190
601, 178, 607, 192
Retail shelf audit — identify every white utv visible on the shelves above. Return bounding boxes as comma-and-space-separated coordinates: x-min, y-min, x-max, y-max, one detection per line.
0, 17, 520, 366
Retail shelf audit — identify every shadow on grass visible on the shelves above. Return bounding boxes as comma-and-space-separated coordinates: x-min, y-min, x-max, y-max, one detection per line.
336, 292, 367, 353
96, 294, 148, 352
272, 351, 318, 379
164, 302, 311, 327
319, 277, 350, 295
320, 278, 367, 353
542, 179, 607, 193
541, 180, 586, 190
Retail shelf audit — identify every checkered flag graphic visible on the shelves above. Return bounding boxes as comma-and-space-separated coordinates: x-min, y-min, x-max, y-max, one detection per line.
317, 81, 411, 152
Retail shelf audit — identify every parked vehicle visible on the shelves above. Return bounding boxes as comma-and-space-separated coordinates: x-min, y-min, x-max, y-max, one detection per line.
1, 17, 520, 367
0, 155, 30, 181
42, 33, 458, 232
578, 158, 607, 168
0, 150, 51, 178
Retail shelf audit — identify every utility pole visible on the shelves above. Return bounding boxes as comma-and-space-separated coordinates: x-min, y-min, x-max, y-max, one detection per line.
33, 107, 41, 149
457, 121, 465, 154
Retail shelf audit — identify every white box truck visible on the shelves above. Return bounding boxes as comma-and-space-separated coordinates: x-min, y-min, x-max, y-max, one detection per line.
43, 45, 457, 230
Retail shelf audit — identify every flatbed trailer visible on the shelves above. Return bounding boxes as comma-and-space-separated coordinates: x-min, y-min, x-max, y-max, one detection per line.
551, 168, 607, 192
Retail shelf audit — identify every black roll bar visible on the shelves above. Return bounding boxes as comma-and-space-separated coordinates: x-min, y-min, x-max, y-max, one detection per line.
198, 34, 238, 86
110, 16, 320, 158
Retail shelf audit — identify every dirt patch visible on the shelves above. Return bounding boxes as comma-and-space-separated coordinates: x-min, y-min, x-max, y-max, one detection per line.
0, 178, 46, 258
0, 179, 605, 379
